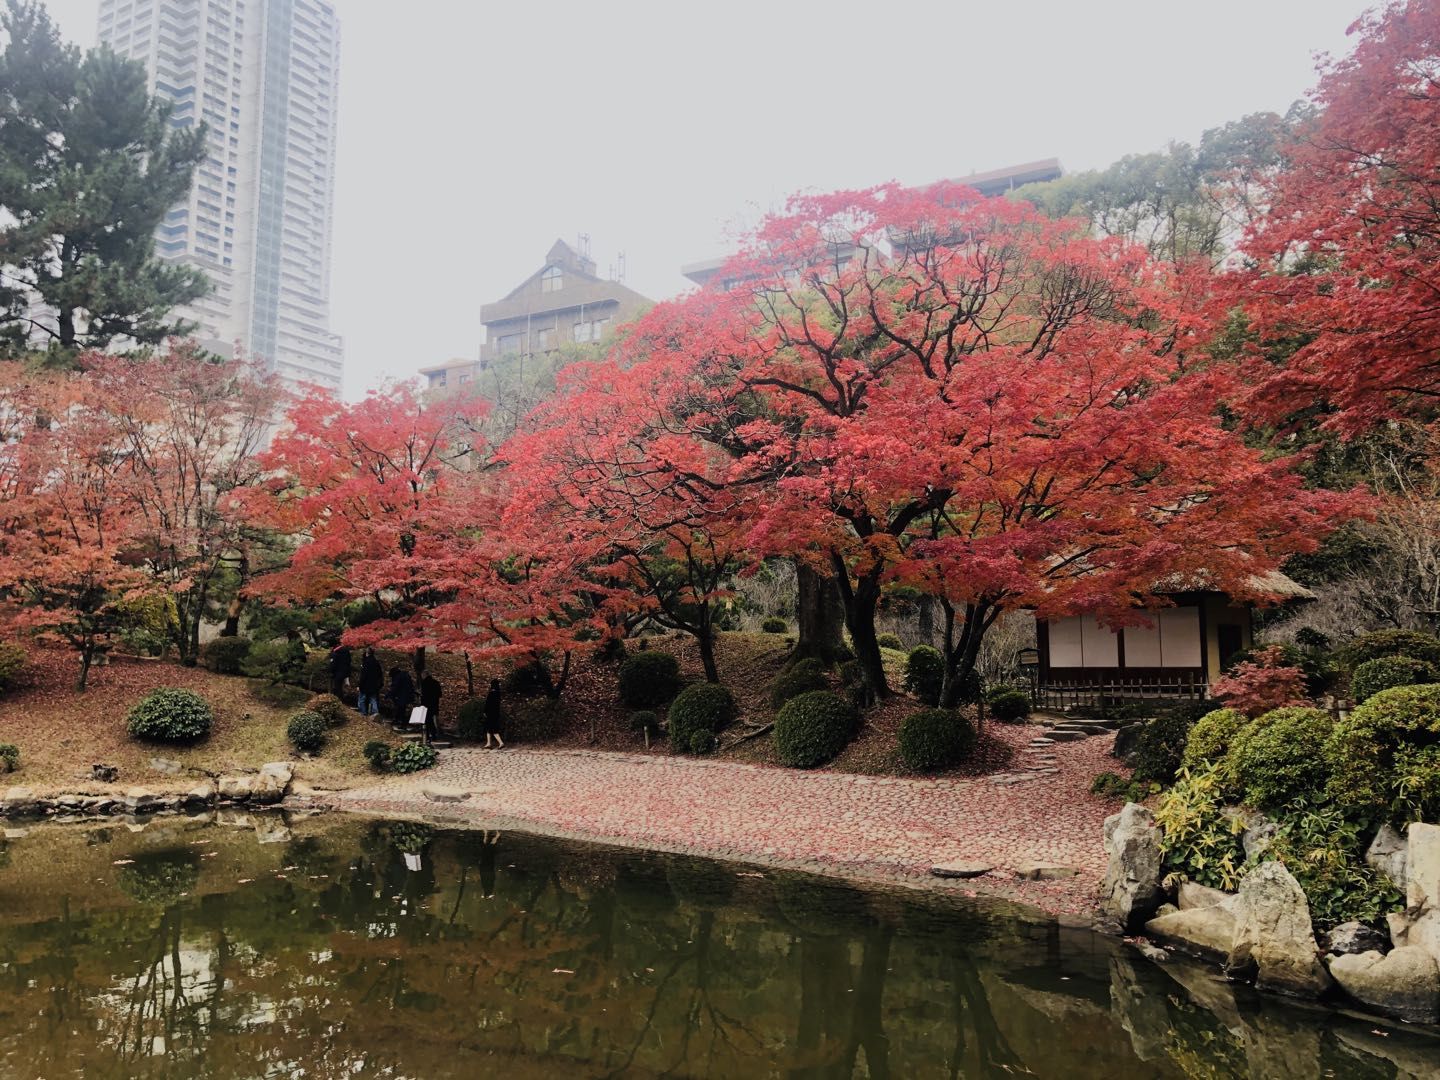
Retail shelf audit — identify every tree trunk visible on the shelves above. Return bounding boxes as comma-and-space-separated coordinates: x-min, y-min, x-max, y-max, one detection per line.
697, 623, 720, 683
464, 652, 475, 697
918, 594, 936, 648
793, 560, 847, 664
940, 602, 997, 708
832, 552, 888, 697
412, 646, 427, 676
221, 596, 242, 637
76, 642, 94, 692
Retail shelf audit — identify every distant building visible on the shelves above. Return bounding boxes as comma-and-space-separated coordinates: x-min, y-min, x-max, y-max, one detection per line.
425, 239, 651, 392
98, 0, 344, 393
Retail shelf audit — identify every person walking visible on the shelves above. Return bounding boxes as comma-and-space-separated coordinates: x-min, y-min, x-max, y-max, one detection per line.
388, 665, 416, 722
327, 641, 352, 699
357, 646, 383, 717
419, 671, 442, 742
483, 678, 506, 749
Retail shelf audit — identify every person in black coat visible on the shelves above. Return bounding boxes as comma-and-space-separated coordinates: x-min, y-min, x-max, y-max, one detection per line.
356, 646, 383, 716
483, 678, 506, 749
419, 672, 442, 742
388, 666, 416, 721
327, 642, 353, 698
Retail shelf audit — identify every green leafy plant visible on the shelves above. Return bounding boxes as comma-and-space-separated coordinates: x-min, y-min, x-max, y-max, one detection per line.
1350, 655, 1438, 703
904, 645, 945, 707
761, 617, 788, 634
985, 687, 1030, 723
876, 632, 904, 651
1154, 764, 1248, 892
286, 710, 327, 753
1181, 707, 1248, 772
1326, 683, 1440, 823
1227, 706, 1333, 811
898, 709, 975, 772
630, 710, 662, 737
774, 691, 859, 769
0, 641, 29, 691
304, 693, 349, 727
1089, 771, 1158, 802
390, 742, 438, 774
1259, 803, 1403, 927
1338, 628, 1440, 670
126, 688, 214, 743
362, 740, 394, 771
1128, 708, 1200, 785
0, 743, 19, 773
668, 683, 739, 755
769, 657, 829, 709
618, 651, 682, 708
455, 698, 487, 739
200, 636, 251, 676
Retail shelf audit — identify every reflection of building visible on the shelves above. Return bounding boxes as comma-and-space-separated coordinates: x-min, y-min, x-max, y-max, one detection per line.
98, 0, 344, 393
424, 239, 651, 391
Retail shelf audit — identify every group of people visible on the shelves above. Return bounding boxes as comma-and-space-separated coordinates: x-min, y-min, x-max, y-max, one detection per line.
326, 642, 506, 747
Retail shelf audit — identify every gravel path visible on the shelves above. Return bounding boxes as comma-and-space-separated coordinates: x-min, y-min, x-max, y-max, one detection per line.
331, 732, 1124, 918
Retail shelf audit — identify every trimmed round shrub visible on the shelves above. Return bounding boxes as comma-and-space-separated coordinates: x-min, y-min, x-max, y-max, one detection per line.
904, 645, 945, 707
455, 698, 486, 739
363, 740, 393, 771
1339, 629, 1440, 671
985, 687, 1030, 723
304, 692, 349, 727
0, 641, 28, 691
769, 658, 828, 709
898, 708, 975, 772
876, 632, 904, 651
390, 742, 438, 774
286, 710, 327, 753
201, 636, 251, 675
668, 683, 739, 755
1127, 709, 1198, 785
761, 617, 789, 634
1181, 708, 1248, 771
1227, 706, 1333, 811
630, 710, 661, 737
1326, 684, 1440, 822
774, 690, 859, 769
127, 688, 214, 743
1351, 656, 1438, 703
618, 651, 682, 708
0, 743, 18, 773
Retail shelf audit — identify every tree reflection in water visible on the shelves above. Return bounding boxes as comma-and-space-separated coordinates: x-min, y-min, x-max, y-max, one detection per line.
0, 815, 1434, 1078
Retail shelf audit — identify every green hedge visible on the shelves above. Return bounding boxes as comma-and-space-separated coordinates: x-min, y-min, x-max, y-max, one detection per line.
286, 710, 327, 753
127, 689, 214, 743
774, 691, 858, 769
985, 687, 1030, 723
769, 658, 828, 709
455, 698, 487, 739
0, 641, 29, 691
1326, 683, 1440, 823
1228, 706, 1333, 811
904, 645, 944, 707
877, 633, 904, 651
1350, 656, 1438, 703
618, 651, 682, 708
1181, 708, 1248, 772
201, 636, 251, 675
304, 693, 349, 727
761, 617, 789, 634
898, 709, 975, 772
668, 684, 739, 754
1339, 629, 1440, 670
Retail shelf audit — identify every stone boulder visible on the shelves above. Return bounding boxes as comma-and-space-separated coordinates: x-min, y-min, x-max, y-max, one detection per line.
1178, 881, 1230, 911
217, 775, 254, 801
1408, 822, 1440, 911
1323, 921, 1389, 956
1228, 861, 1331, 998
123, 787, 158, 811
0, 786, 37, 815
185, 780, 216, 806
1144, 899, 1240, 964
1366, 823, 1408, 892
1328, 947, 1440, 1025
1102, 803, 1165, 931
251, 761, 295, 805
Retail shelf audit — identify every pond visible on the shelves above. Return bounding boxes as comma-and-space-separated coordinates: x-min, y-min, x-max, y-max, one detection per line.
0, 813, 1434, 1078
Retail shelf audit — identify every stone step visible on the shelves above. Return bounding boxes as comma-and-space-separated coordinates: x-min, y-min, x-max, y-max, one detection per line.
1044, 730, 1087, 742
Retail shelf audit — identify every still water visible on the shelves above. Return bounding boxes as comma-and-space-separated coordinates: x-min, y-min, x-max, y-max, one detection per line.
0, 813, 1434, 1078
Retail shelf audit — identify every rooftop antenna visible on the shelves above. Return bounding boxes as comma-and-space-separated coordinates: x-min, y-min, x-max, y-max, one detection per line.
577, 232, 591, 258
616, 250, 626, 284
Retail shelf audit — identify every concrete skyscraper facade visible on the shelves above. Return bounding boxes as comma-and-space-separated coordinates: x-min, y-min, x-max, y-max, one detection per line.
98, 0, 343, 392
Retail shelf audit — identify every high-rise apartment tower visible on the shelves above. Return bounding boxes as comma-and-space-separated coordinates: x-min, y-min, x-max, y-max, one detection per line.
98, 0, 343, 392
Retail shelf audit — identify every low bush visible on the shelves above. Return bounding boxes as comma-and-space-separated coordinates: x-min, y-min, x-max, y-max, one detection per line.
769, 658, 829, 709
390, 743, 439, 774
1089, 771, 1158, 802
455, 698, 487, 739
1326, 683, 1440, 823
286, 710, 327, 754
618, 651, 682, 708
1260, 805, 1404, 927
201, 636, 251, 675
774, 690, 858, 769
1223, 642, 1336, 697
304, 693, 349, 727
1228, 706, 1333, 811
985, 687, 1030, 723
668, 683, 739, 755
1154, 764, 1248, 892
241, 638, 310, 686
761, 617, 789, 634
1209, 645, 1307, 717
1338, 628, 1440, 670
898, 708, 975, 772
1181, 708, 1248, 772
0, 743, 18, 773
0, 640, 30, 691
510, 698, 568, 741
363, 740, 393, 771
1350, 655, 1438, 703
904, 645, 945, 707
127, 688, 214, 743
876, 632, 904, 651
630, 710, 662, 737
1127, 707, 1203, 785
503, 658, 553, 696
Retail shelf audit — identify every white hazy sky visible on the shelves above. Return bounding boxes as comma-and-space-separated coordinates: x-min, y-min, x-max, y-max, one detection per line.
43, 0, 1369, 399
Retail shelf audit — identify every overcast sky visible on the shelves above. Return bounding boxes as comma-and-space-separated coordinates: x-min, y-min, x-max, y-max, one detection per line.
43, 0, 1369, 399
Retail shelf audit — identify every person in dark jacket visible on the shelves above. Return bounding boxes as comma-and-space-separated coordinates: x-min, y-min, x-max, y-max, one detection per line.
388, 666, 416, 721
328, 642, 353, 698
356, 646, 383, 716
419, 672, 442, 742
483, 678, 506, 749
